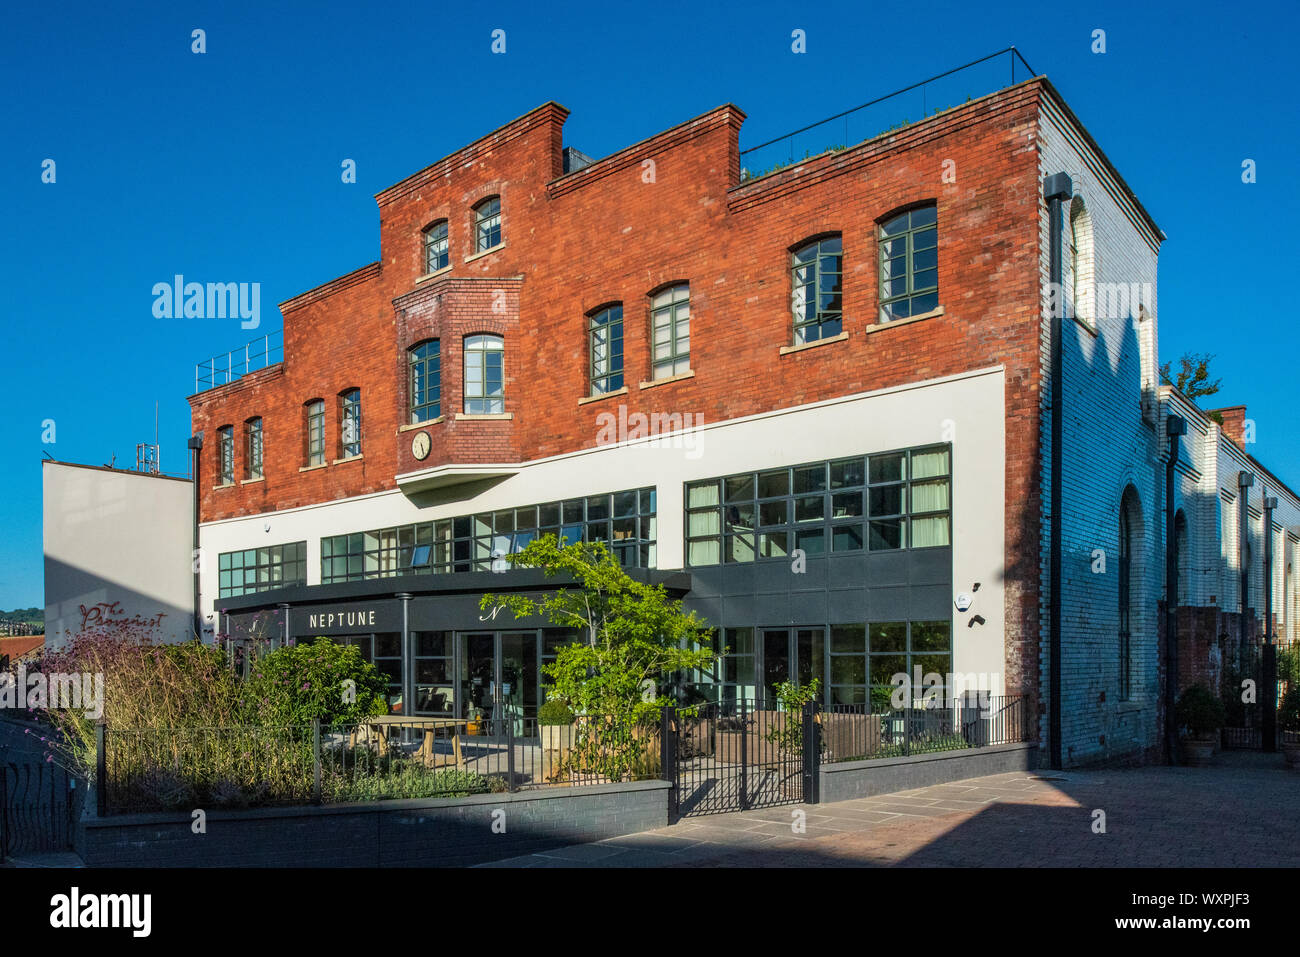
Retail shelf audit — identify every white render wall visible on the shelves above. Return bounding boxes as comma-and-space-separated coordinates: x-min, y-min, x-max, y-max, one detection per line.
199, 366, 1008, 692
1037, 95, 1165, 766
43, 462, 195, 648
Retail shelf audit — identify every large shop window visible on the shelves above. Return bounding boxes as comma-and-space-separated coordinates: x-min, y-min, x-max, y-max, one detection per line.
329, 633, 404, 713
218, 542, 308, 598
320, 486, 657, 584
685, 446, 951, 567
688, 621, 952, 710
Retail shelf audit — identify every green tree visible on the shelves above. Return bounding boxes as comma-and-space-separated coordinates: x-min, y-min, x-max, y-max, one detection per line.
480, 536, 716, 779
1160, 352, 1224, 423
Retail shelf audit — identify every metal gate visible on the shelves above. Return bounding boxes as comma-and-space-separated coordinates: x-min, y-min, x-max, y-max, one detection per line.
662, 699, 818, 820
0, 761, 80, 862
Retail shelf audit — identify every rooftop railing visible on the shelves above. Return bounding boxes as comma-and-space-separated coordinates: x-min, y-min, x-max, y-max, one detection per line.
194, 330, 284, 394
738, 47, 1038, 184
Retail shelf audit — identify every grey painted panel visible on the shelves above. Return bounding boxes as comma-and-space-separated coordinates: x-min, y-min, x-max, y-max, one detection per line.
864, 552, 909, 586
866, 586, 911, 621
908, 547, 953, 586
827, 554, 868, 589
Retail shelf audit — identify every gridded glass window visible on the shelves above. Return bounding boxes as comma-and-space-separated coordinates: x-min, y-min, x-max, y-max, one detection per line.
684, 446, 951, 567
588, 305, 624, 395
474, 196, 501, 252
424, 220, 449, 273
409, 340, 442, 423
464, 334, 504, 414
879, 206, 939, 321
305, 400, 325, 466
791, 236, 843, 345
414, 631, 454, 715
216, 425, 234, 486
244, 418, 263, 481
650, 284, 690, 378
217, 541, 307, 598
339, 389, 362, 458
320, 487, 657, 583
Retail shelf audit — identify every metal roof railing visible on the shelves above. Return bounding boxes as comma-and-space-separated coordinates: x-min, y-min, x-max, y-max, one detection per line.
194, 330, 284, 394
738, 47, 1038, 183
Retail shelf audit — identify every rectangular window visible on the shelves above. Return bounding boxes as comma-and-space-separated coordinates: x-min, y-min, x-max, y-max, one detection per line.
651, 284, 690, 378
589, 305, 624, 395
409, 341, 441, 422
879, 206, 939, 321
340, 389, 361, 458
217, 426, 234, 485
791, 236, 843, 345
464, 335, 504, 414
305, 400, 325, 466
320, 487, 657, 584
685, 445, 951, 567
217, 541, 308, 598
475, 197, 501, 252
245, 418, 263, 480
424, 221, 448, 273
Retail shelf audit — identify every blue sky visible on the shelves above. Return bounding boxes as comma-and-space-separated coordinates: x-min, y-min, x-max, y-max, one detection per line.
2, 0, 1296, 609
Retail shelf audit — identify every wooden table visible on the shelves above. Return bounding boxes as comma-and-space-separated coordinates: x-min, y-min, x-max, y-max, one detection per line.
352, 716, 469, 769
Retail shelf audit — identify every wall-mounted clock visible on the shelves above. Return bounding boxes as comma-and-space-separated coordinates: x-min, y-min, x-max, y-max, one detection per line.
411, 431, 431, 461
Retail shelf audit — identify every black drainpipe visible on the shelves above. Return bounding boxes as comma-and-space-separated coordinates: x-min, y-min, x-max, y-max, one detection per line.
1238, 470, 1254, 672
1165, 414, 1186, 765
188, 432, 204, 640
1043, 172, 1072, 771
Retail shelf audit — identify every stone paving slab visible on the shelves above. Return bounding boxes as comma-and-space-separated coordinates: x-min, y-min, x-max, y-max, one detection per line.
478, 753, 1300, 868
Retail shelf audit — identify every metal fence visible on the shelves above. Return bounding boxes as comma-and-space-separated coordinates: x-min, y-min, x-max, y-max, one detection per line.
194, 330, 283, 393
820, 695, 1029, 764
1, 760, 81, 860
738, 47, 1037, 183
98, 715, 659, 815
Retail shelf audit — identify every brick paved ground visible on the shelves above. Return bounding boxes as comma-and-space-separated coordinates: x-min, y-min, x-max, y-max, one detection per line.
479, 752, 1300, 868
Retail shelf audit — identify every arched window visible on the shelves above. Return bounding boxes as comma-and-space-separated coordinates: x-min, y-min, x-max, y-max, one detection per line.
650, 283, 690, 379
878, 206, 938, 321
473, 197, 502, 252
409, 340, 442, 422
339, 388, 362, 458
244, 417, 263, 481
791, 235, 842, 345
588, 304, 624, 396
217, 425, 235, 486
463, 334, 504, 414
304, 399, 325, 467
1069, 196, 1095, 326
423, 220, 449, 273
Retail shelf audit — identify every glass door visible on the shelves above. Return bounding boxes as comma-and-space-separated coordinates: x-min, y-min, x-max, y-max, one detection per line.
762, 628, 792, 706
500, 631, 538, 736
458, 632, 497, 731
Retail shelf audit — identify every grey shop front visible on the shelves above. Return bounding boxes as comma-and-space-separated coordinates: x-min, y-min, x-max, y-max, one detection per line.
217, 569, 692, 727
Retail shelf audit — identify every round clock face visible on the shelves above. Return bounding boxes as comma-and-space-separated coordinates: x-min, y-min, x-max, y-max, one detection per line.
411, 431, 431, 461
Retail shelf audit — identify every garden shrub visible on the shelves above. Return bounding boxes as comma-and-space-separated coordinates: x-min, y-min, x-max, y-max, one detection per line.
242, 638, 389, 729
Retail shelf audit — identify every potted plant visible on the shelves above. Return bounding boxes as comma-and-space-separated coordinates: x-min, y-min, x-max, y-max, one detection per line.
538, 698, 576, 781
1176, 684, 1226, 766
1278, 687, 1300, 769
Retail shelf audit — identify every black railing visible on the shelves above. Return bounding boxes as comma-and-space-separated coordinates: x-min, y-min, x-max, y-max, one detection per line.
820, 694, 1029, 764
738, 47, 1037, 184
98, 714, 660, 815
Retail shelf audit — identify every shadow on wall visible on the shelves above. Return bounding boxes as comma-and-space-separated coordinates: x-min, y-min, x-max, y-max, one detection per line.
1000, 298, 1160, 766
43, 555, 194, 650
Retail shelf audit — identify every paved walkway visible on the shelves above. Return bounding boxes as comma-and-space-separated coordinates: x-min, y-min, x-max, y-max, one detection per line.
480, 753, 1300, 867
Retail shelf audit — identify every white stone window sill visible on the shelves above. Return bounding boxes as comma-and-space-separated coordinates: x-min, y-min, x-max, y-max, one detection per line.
415, 265, 452, 284
398, 417, 444, 432
780, 331, 849, 355
333, 454, 363, 465
578, 386, 629, 406
214, 482, 236, 491
639, 369, 695, 390
240, 477, 264, 485
299, 462, 327, 473
868, 305, 946, 333
455, 412, 513, 421
464, 242, 505, 264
